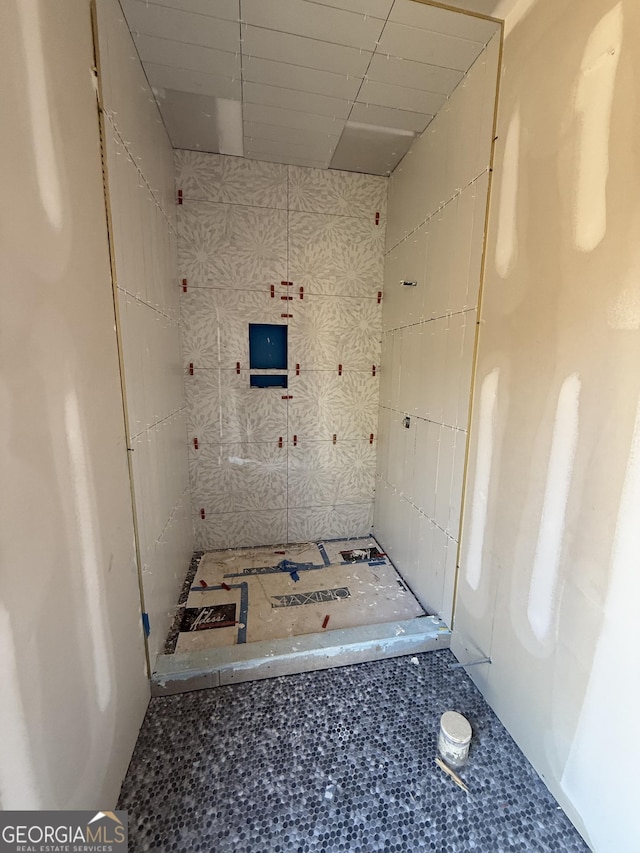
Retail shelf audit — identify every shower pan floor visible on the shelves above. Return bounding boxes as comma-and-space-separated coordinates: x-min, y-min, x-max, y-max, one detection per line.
167, 537, 425, 654
153, 537, 450, 695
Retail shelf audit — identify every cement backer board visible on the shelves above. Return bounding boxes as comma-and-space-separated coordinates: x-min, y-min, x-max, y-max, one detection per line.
173, 538, 425, 652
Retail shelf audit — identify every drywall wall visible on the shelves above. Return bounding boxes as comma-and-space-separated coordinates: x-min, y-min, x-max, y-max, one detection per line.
374, 33, 500, 626
176, 152, 386, 547
0, 0, 148, 809
452, 0, 640, 850
96, 0, 193, 663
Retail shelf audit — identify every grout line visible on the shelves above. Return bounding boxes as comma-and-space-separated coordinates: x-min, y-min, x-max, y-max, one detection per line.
176, 194, 385, 222
285, 162, 290, 544
377, 405, 467, 434
195, 502, 374, 518
385, 168, 489, 255
180, 284, 383, 301
186, 366, 379, 374
187, 437, 377, 448
130, 405, 187, 441
381, 306, 477, 333
374, 474, 458, 544
118, 285, 180, 325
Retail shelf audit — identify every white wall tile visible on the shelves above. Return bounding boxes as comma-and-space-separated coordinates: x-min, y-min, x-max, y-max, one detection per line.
374, 36, 498, 626
98, 0, 193, 664
435, 426, 456, 534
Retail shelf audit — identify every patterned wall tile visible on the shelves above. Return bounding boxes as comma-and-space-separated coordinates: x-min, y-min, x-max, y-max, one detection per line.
289, 294, 381, 371
288, 371, 378, 441
219, 371, 288, 444
181, 287, 287, 368
177, 152, 386, 545
288, 440, 376, 507
185, 368, 220, 445
189, 442, 287, 513
289, 166, 387, 219
175, 150, 288, 208
186, 370, 288, 446
194, 509, 288, 550
288, 503, 374, 543
178, 201, 287, 289
289, 211, 384, 297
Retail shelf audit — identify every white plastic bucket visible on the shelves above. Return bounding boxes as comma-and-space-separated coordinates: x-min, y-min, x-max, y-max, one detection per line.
437, 711, 472, 769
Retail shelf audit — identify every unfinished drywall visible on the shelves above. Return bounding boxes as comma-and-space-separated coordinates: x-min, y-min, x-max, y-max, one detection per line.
176, 152, 385, 548
374, 32, 500, 626
96, 0, 193, 663
452, 0, 640, 850
0, 0, 148, 809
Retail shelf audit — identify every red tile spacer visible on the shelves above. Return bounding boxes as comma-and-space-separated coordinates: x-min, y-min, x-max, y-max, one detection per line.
236, 362, 241, 374
369, 433, 374, 444
375, 211, 380, 225
200, 508, 206, 519
322, 615, 330, 629
299, 286, 304, 300
377, 291, 382, 304
332, 434, 337, 444
282, 395, 293, 400
221, 582, 231, 591
182, 278, 188, 292
278, 437, 283, 448
281, 295, 293, 301
372, 364, 377, 376
338, 364, 343, 376
193, 437, 199, 450
274, 550, 286, 555
177, 189, 183, 205
281, 280, 293, 286
281, 313, 293, 318
270, 284, 275, 298
296, 363, 300, 376
189, 362, 194, 375
293, 435, 298, 446
199, 579, 207, 588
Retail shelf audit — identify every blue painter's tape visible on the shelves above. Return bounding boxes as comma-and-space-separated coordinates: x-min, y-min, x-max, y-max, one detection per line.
223, 562, 324, 578
290, 570, 300, 583
237, 582, 248, 644
142, 612, 150, 637
317, 543, 331, 566
368, 559, 387, 566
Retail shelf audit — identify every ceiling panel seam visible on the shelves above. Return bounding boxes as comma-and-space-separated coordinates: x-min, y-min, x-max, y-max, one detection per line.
125, 0, 242, 25
342, 0, 398, 134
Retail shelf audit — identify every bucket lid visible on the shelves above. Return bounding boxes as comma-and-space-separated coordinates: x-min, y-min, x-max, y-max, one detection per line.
440, 711, 472, 744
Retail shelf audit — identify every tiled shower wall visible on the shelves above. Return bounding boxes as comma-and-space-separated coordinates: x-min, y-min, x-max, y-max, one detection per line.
374, 34, 500, 626
175, 152, 386, 549
97, 0, 193, 661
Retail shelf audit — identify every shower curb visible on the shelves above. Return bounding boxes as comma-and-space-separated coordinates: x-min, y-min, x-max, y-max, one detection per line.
150, 616, 451, 696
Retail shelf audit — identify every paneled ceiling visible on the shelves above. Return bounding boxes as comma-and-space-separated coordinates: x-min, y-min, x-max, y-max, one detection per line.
120, 0, 500, 176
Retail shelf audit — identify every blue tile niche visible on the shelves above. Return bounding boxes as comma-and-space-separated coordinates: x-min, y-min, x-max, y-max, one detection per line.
249, 323, 288, 370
